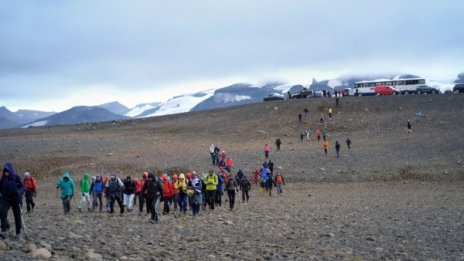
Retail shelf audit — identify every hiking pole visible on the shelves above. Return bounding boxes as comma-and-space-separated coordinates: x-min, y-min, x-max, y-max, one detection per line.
20, 206, 27, 238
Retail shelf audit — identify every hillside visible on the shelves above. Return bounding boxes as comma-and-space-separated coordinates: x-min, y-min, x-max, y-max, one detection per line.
1, 94, 463, 182
0, 94, 463, 260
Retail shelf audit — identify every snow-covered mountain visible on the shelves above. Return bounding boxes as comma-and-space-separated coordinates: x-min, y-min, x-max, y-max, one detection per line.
125, 102, 162, 117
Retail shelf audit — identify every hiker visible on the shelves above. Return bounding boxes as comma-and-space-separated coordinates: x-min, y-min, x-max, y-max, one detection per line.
0, 162, 24, 238
346, 138, 351, 150
175, 173, 188, 214
138, 172, 150, 214
274, 172, 285, 196
205, 170, 218, 210
171, 174, 179, 211
189, 172, 202, 216
304, 108, 309, 118
268, 160, 274, 174
79, 173, 91, 212
161, 175, 173, 215
264, 144, 271, 159
252, 169, 260, 185
298, 113, 302, 122
209, 145, 215, 165
300, 132, 304, 142
323, 139, 329, 155
316, 129, 321, 141
56, 172, 75, 215
275, 138, 281, 151
225, 174, 239, 210
226, 158, 234, 173
260, 167, 269, 195
328, 107, 333, 118
90, 175, 104, 212
102, 175, 110, 212
306, 130, 310, 140
215, 171, 224, 207
105, 174, 124, 214
235, 169, 244, 186
213, 146, 220, 166
266, 171, 274, 197
335, 141, 341, 158
336, 97, 340, 106
407, 120, 412, 134
320, 113, 324, 123
23, 172, 37, 214
123, 176, 136, 212
240, 176, 251, 202
323, 90, 326, 97
142, 173, 163, 224
322, 129, 328, 141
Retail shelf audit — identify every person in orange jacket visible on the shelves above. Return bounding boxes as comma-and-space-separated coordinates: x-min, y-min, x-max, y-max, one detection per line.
161, 174, 174, 215
171, 173, 178, 211
23, 172, 37, 213
323, 139, 329, 155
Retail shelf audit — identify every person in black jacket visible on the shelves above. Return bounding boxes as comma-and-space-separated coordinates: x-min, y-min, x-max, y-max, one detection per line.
240, 176, 251, 203
123, 176, 136, 212
142, 173, 163, 224
0, 162, 24, 238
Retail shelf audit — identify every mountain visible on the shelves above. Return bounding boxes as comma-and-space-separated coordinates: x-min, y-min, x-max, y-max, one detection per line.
455, 72, 464, 83
0, 107, 22, 129
191, 82, 285, 112
137, 90, 215, 118
23, 106, 129, 127
97, 101, 130, 115
14, 109, 55, 122
125, 102, 162, 117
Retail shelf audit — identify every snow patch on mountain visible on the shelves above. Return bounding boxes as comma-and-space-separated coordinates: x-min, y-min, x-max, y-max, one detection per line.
125, 103, 161, 117
141, 90, 215, 118
22, 120, 48, 128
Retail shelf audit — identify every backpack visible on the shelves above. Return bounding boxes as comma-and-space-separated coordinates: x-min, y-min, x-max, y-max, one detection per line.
108, 178, 121, 194
93, 181, 103, 193
146, 179, 162, 197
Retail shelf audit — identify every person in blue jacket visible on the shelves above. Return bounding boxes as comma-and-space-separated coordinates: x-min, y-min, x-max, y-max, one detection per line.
0, 162, 24, 238
90, 175, 104, 212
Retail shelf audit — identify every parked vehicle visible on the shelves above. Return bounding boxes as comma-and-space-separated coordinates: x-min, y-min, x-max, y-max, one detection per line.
374, 85, 399, 95
355, 78, 426, 94
289, 88, 312, 99
263, 93, 285, 101
354, 87, 375, 96
415, 85, 440, 94
453, 83, 464, 93
311, 91, 323, 98
342, 88, 355, 96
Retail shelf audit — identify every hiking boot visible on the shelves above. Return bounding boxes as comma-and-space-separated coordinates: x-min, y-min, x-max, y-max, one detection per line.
149, 219, 158, 224
15, 233, 24, 240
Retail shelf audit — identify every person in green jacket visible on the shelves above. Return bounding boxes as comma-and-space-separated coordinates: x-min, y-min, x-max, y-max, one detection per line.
56, 172, 75, 215
79, 173, 91, 212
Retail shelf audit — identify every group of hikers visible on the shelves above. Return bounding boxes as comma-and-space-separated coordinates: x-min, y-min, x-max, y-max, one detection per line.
55, 165, 259, 224
294, 105, 353, 157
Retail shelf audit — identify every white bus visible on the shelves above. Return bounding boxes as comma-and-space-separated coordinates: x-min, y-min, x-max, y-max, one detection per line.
354, 78, 426, 94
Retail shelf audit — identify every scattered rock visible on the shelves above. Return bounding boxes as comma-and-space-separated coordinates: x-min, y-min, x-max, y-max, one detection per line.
24, 243, 37, 253
31, 248, 52, 259
257, 130, 266, 134
85, 251, 103, 261
107, 153, 114, 156
366, 236, 376, 241
0, 240, 7, 251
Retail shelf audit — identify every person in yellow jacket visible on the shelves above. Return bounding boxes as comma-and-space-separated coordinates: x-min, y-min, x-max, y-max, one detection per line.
204, 170, 218, 210
328, 107, 333, 118
176, 173, 188, 214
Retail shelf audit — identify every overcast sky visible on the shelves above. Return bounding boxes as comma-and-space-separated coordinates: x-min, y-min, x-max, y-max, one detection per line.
1, 0, 463, 112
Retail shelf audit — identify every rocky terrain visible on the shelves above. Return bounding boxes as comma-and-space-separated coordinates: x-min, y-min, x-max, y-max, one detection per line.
0, 94, 463, 260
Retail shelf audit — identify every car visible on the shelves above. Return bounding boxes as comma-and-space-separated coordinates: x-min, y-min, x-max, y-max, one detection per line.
289, 88, 312, 99
375, 85, 399, 95
263, 93, 285, 101
310, 91, 323, 98
453, 83, 464, 93
415, 85, 440, 94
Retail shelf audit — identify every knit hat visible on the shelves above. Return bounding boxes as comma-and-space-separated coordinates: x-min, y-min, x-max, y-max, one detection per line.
24, 172, 31, 177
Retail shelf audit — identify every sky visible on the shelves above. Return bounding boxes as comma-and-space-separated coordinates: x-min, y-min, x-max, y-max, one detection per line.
1, 0, 463, 112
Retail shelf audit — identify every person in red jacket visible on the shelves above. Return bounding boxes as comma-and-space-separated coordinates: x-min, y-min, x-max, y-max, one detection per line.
138, 172, 149, 215
161, 174, 174, 215
23, 172, 37, 213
